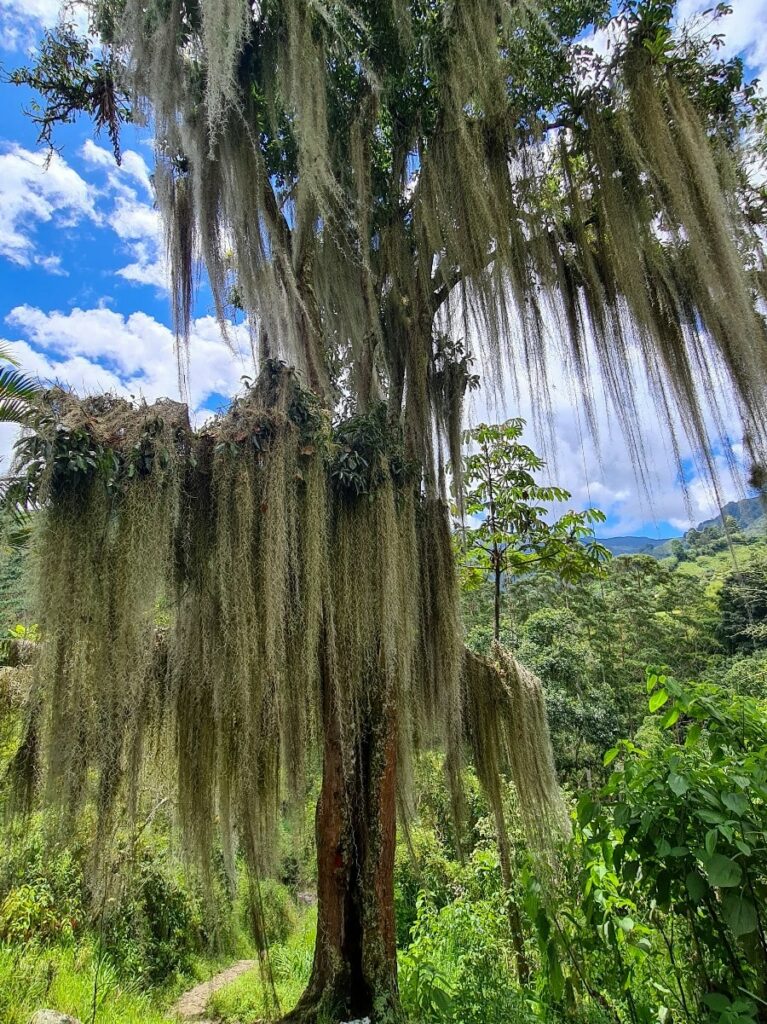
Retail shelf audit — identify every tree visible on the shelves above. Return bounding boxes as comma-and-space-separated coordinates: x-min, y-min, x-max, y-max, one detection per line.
460, 419, 609, 641
7, 0, 767, 1019
719, 558, 767, 653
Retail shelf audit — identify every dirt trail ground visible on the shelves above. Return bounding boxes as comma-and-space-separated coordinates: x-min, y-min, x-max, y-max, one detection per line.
170, 960, 259, 1022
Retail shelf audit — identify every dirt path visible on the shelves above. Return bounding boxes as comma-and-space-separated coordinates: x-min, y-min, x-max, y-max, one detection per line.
170, 960, 259, 1022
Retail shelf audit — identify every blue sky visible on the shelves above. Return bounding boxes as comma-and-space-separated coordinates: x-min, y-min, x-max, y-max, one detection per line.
0, 0, 765, 538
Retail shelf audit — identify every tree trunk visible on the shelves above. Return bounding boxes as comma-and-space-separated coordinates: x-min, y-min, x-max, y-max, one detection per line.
283, 652, 404, 1023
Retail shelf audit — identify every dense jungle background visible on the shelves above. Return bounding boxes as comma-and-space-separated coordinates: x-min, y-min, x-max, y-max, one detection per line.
1, 434, 766, 1024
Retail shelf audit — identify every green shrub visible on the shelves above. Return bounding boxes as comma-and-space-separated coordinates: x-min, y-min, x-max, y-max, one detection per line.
104, 845, 205, 984
0, 883, 76, 945
399, 894, 528, 1024
524, 677, 767, 1021
0, 825, 84, 947
241, 879, 298, 946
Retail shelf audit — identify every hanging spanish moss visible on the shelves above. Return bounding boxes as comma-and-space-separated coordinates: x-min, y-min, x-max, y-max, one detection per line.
11, 393, 188, 833
6, 364, 497, 944
463, 645, 569, 856
88, 0, 767, 495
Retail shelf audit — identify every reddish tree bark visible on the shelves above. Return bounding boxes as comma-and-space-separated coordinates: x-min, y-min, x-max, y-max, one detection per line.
283, 657, 404, 1023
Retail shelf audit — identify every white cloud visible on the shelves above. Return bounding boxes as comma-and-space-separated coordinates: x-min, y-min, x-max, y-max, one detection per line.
3, 304, 253, 415
0, 0, 88, 51
0, 144, 98, 269
111, 195, 166, 288
676, 0, 767, 83
81, 140, 153, 198
81, 140, 167, 289
0, 138, 166, 288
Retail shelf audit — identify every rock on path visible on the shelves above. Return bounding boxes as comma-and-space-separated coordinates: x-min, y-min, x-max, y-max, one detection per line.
170, 959, 259, 1022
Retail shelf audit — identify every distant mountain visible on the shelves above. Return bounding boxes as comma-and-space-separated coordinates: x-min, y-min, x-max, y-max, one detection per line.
597, 536, 673, 557
596, 494, 766, 559
696, 495, 765, 533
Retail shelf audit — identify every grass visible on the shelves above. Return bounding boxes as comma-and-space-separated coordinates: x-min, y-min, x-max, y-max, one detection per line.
208, 909, 316, 1022
0, 940, 174, 1024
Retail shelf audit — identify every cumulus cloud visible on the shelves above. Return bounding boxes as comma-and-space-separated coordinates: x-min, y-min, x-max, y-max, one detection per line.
0, 137, 166, 289
81, 140, 167, 290
0, 0, 87, 51
3, 304, 253, 415
0, 144, 99, 269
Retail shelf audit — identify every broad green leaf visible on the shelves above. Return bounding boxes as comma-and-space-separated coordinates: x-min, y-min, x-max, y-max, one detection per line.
649, 689, 669, 712
704, 993, 731, 1012
721, 893, 758, 937
702, 853, 742, 888
722, 792, 748, 816
686, 871, 707, 901
661, 706, 680, 729
668, 772, 688, 796
431, 987, 454, 1014
686, 723, 702, 746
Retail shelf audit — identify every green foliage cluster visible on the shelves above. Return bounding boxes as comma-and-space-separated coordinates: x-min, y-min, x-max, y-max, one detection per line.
460, 420, 609, 596
388, 676, 767, 1024
524, 678, 767, 1022
0, 816, 212, 987
464, 533, 760, 781
718, 557, 767, 653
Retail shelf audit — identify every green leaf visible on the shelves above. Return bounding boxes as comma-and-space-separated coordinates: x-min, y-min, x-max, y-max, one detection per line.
686, 722, 702, 746
697, 809, 726, 825
704, 993, 732, 1012
668, 772, 689, 796
722, 792, 748, 816
661, 706, 680, 729
619, 916, 635, 933
702, 853, 742, 888
649, 689, 669, 713
686, 871, 707, 901
721, 893, 758, 937
603, 747, 619, 767
576, 794, 597, 825
705, 829, 718, 856
431, 987, 454, 1014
